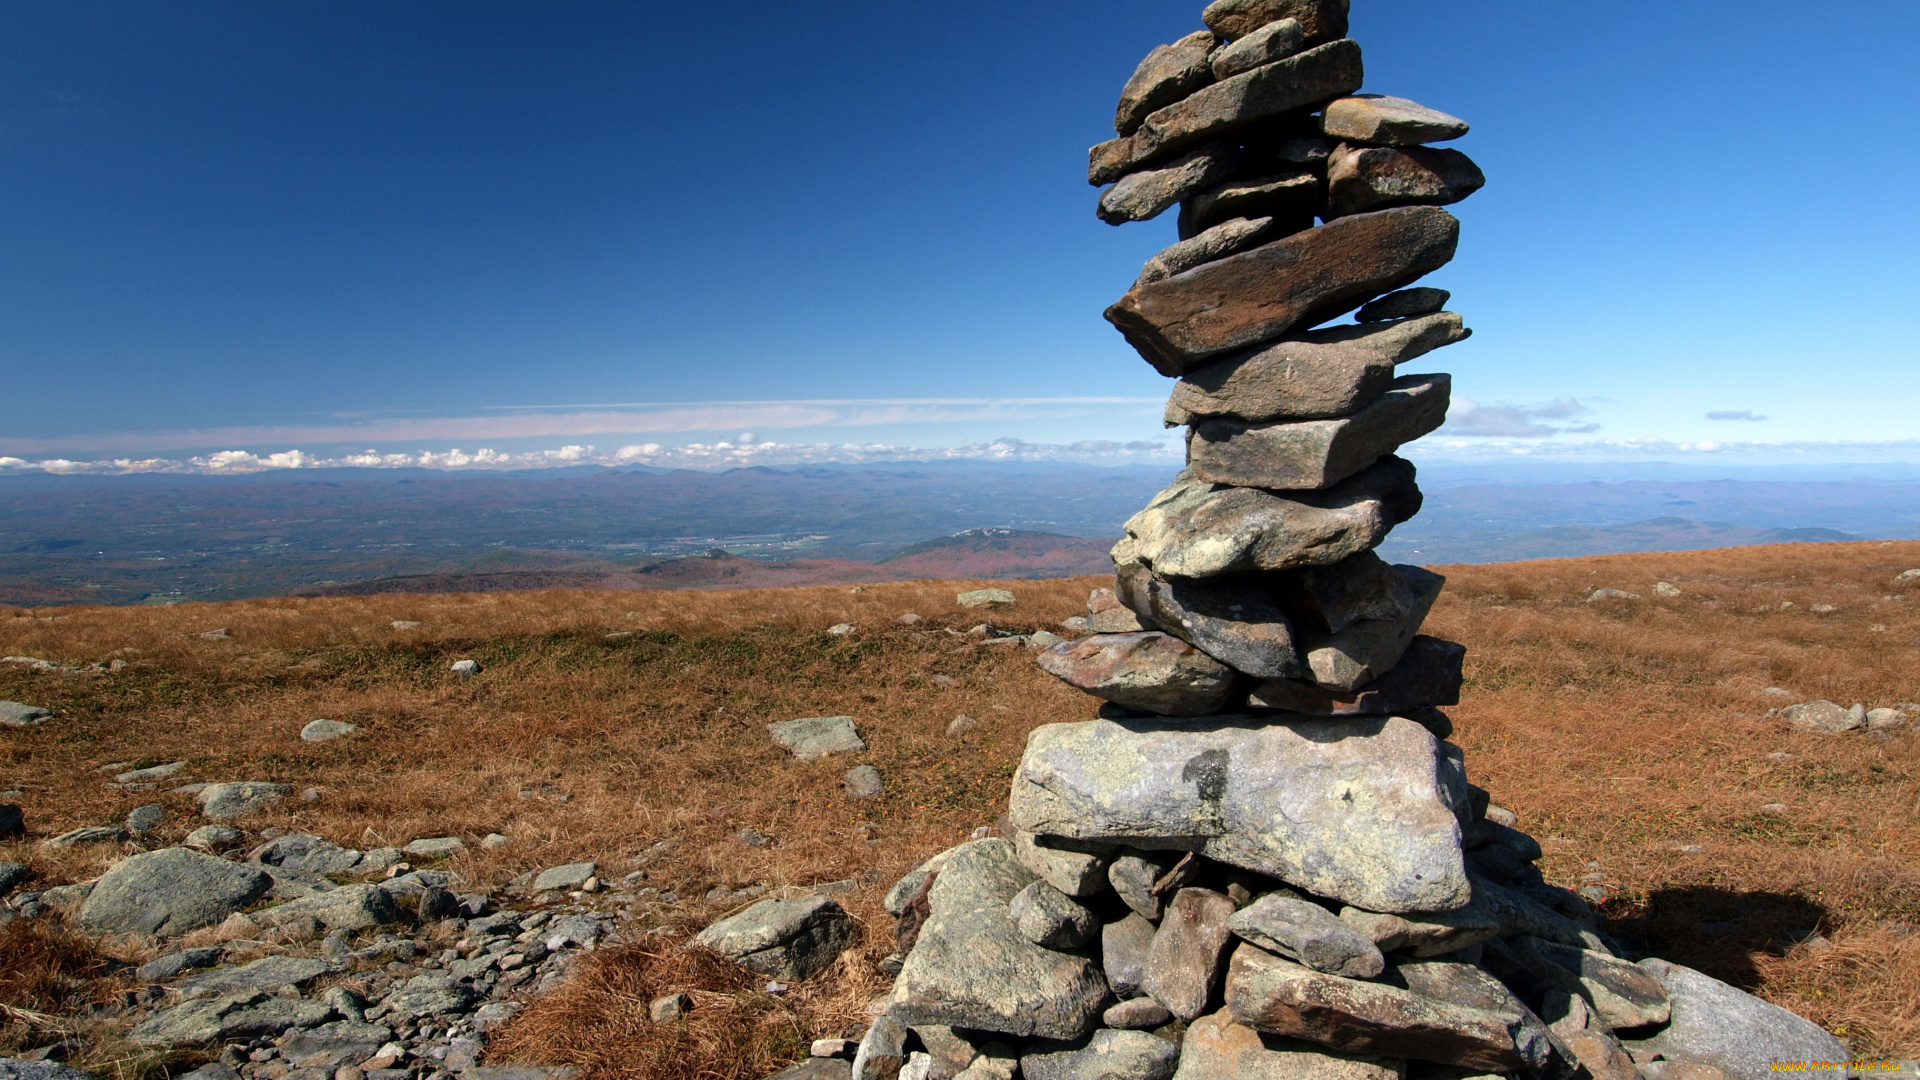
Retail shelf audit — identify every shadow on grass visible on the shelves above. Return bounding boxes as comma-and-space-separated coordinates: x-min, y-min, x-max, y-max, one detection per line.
1607, 886, 1830, 990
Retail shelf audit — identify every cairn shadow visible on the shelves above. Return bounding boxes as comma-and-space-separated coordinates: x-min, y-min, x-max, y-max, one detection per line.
1606, 886, 1829, 992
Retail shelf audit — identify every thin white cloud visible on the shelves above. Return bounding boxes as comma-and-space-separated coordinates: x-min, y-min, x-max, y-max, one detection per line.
1705, 410, 1768, 422
0, 397, 1163, 457
1442, 397, 1601, 438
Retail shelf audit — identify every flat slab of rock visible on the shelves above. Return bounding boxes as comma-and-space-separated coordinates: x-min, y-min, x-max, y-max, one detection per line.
1250, 636, 1464, 715
404, 836, 466, 858
196, 782, 291, 820
1179, 171, 1319, 238
958, 588, 1017, 608
533, 862, 597, 892
1176, 1009, 1404, 1079
79, 847, 273, 938
694, 895, 855, 981
1100, 143, 1239, 225
45, 825, 129, 848
1229, 894, 1383, 977
1187, 374, 1450, 492
1167, 313, 1469, 426
1322, 95, 1469, 146
1327, 144, 1485, 218
1022, 1030, 1179, 1080
1202, 0, 1349, 44
890, 839, 1108, 1041
383, 974, 480, 1018
177, 955, 338, 998
1114, 30, 1217, 136
1106, 207, 1460, 376
1137, 216, 1276, 287
1619, 959, 1844, 1080
252, 834, 399, 877
0, 702, 52, 727
1009, 715, 1470, 913
1037, 632, 1240, 717
1357, 288, 1448, 322
1144, 888, 1239, 1020
0, 1062, 104, 1080
129, 991, 334, 1046
1091, 40, 1362, 186
768, 716, 866, 760
299, 719, 358, 742
1122, 457, 1421, 580
1210, 17, 1306, 80
1781, 700, 1864, 733
1507, 937, 1669, 1030
255, 882, 401, 932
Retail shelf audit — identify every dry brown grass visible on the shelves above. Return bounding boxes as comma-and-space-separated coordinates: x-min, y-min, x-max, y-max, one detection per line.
2, 545, 1918, 1063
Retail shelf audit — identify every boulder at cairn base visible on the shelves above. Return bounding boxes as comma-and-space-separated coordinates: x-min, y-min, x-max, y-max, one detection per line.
1122, 457, 1421, 580
1326, 144, 1486, 219
1090, 40, 1363, 186
1143, 887, 1240, 1020
1037, 632, 1241, 717
1202, 0, 1350, 44
1248, 636, 1464, 715
1186, 374, 1451, 491
1008, 715, 1471, 913
1619, 959, 1846, 1080
79, 847, 274, 938
890, 839, 1109, 1041
693, 895, 855, 981
1106, 206, 1460, 376
1322, 94, 1470, 146
1175, 1009, 1404, 1080
1114, 30, 1217, 136
1166, 312, 1469, 425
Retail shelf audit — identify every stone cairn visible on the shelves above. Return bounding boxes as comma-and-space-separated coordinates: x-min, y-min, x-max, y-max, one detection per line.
848, 4, 1852, 1080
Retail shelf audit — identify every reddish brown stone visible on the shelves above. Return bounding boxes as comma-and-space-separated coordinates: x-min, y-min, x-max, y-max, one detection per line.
1326, 144, 1485, 218
1202, 0, 1350, 45
1114, 30, 1217, 136
1106, 207, 1459, 376
1143, 888, 1240, 1020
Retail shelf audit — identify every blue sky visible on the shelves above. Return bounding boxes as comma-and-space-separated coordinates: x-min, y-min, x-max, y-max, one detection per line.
2, 1, 1916, 472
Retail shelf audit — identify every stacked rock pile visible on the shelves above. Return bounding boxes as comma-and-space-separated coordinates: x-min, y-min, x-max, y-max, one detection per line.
843, 4, 1853, 1080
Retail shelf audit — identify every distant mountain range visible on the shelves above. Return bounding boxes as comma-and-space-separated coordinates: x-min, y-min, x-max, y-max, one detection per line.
3, 460, 1917, 605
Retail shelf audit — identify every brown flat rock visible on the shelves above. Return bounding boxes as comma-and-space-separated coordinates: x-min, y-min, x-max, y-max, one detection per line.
1187, 374, 1451, 490
1100, 143, 1241, 225
1166, 313, 1469, 425
1202, 0, 1350, 45
1115, 30, 1217, 136
1143, 888, 1240, 1020
1322, 95, 1469, 146
1327, 144, 1485, 218
1179, 171, 1320, 239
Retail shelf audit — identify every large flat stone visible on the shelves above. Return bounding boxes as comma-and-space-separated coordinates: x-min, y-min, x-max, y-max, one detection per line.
1224, 948, 1530, 1071
1107, 207, 1459, 376
768, 716, 865, 761
890, 839, 1109, 1041
1136, 216, 1277, 287
1131, 574, 1304, 680
693, 895, 855, 981
256, 882, 403, 932
1327, 144, 1485, 218
1175, 1009, 1403, 1079
1101, 143, 1241, 225
1188, 374, 1451, 491
1298, 566, 1445, 691
1114, 31, 1217, 136
1091, 40, 1363, 187
1247, 637, 1462, 714
1167, 313, 1470, 426
1144, 888, 1239, 1020
128, 991, 334, 1046
1038, 632, 1241, 716
78, 847, 273, 939
1008, 715, 1471, 913
1618, 960, 1843, 1080
1202, 0, 1349, 44
1507, 937, 1669, 1030
1322, 95, 1469, 146
1122, 457, 1422, 580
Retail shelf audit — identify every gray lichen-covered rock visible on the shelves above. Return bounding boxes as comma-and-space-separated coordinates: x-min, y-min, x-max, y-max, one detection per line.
693, 895, 856, 981
1122, 457, 1422, 580
1036, 632, 1241, 717
1229, 894, 1384, 977
78, 847, 273, 938
1175, 1009, 1404, 1079
1507, 936, 1669, 1030
383, 974, 480, 1019
1010, 880, 1100, 950
1780, 700, 1864, 733
1161, 312, 1468, 426
1186, 374, 1451, 492
532, 862, 598, 892
1143, 888, 1239, 1020
0, 702, 52, 727
852, 1012, 908, 1080
1322, 94, 1470, 146
0, 1063, 104, 1080
890, 839, 1109, 1041
768, 716, 866, 760
1022, 1030, 1180, 1080
1100, 143, 1241, 225
254, 882, 401, 932
1107, 207, 1459, 376
1013, 832, 1116, 899
128, 991, 334, 1046
1618, 959, 1844, 1080
252, 834, 398, 877
196, 782, 292, 820
1009, 715, 1470, 913
1104, 913, 1159, 999
1109, 849, 1183, 921
176, 955, 338, 998
1114, 31, 1217, 136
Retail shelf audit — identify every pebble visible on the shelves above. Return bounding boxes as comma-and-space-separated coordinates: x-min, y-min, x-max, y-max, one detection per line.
827, 624, 856, 636
300, 719, 359, 742
449, 660, 481, 677
947, 715, 979, 737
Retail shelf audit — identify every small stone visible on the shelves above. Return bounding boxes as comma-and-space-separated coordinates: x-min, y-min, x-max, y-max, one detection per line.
1322, 94, 1470, 146
1326, 143, 1485, 219
126, 805, 167, 834
1587, 588, 1640, 602
185, 825, 246, 852
449, 659, 480, 676
1248, 635, 1464, 716
1143, 888, 1239, 1020
1866, 707, 1907, 730
0, 862, 31, 895
1228, 894, 1384, 978
1654, 581, 1684, 597
481, 833, 511, 849
1035, 632, 1239, 717
416, 886, 459, 921
1781, 700, 1865, 733
768, 716, 866, 761
175, 955, 339, 998
0, 702, 54, 727
649, 992, 691, 1023
1109, 849, 1182, 921
844, 766, 884, 800
115, 760, 188, 783
390, 620, 422, 629
946, 715, 979, 737
1020, 1030, 1179, 1080
957, 589, 1016, 609
1135, 216, 1275, 287
1009, 880, 1099, 949
1178, 170, 1320, 238
1201, 0, 1349, 43
300, 720, 359, 743
1027, 631, 1065, 649
737, 827, 772, 848
827, 623, 856, 636
1108, 207, 1459, 376
1185, 374, 1451, 492
1103, 913, 1159, 999
196, 782, 292, 820
1894, 568, 1920, 586
1113, 30, 1217, 136
403, 837, 465, 858
852, 1013, 908, 1080
1013, 831, 1114, 898
532, 862, 597, 892
1758, 803, 1789, 815
693, 895, 856, 981
0, 805, 22, 840
1210, 17, 1305, 79
1100, 142, 1241, 225
1103, 997, 1175, 1030
44, 824, 130, 848
1355, 288, 1449, 322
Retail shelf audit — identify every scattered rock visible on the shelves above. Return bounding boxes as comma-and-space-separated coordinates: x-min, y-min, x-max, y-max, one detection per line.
403, 836, 466, 858
1654, 581, 1684, 597
184, 824, 245, 852
533, 862, 597, 892
649, 993, 692, 1023
694, 895, 856, 981
300, 719, 359, 742
0, 862, 31, 895
1322, 94, 1470, 145
116, 761, 187, 783
43, 825, 130, 848
196, 782, 291, 820
78, 847, 273, 938
946, 715, 979, 737
450, 659, 481, 677
827, 624, 856, 636
737, 828, 772, 848
1587, 589, 1639, 602
1866, 707, 1907, 730
128, 991, 333, 1046
257, 883, 402, 932
175, 955, 338, 998
1780, 700, 1865, 733
957, 589, 1017, 609
844, 765, 885, 800
134, 946, 225, 983
769, 716, 866, 761
0, 805, 24, 840
0, 702, 53, 727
